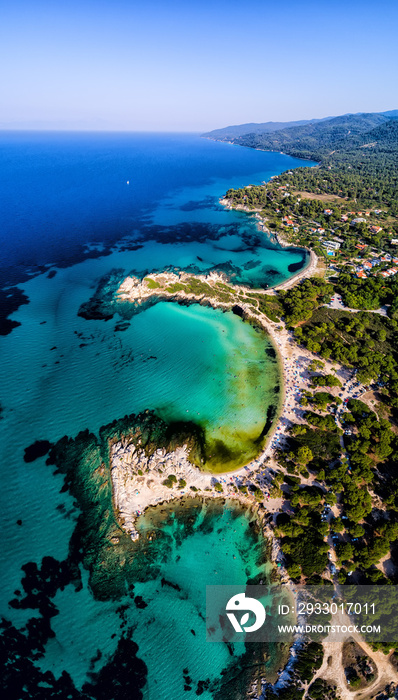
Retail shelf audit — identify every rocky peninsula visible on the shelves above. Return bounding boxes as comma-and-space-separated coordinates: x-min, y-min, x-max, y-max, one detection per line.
116, 269, 257, 308
110, 438, 278, 542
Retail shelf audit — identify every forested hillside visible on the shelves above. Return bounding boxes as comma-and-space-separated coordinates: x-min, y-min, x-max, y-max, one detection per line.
276, 119, 398, 211
202, 118, 321, 140
205, 112, 397, 159
205, 112, 398, 208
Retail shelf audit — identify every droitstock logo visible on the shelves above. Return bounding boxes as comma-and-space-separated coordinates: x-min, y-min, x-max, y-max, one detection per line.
207, 585, 397, 644
206, 585, 275, 642
225, 593, 266, 633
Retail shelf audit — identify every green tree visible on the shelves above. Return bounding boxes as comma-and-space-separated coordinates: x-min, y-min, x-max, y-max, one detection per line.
297, 446, 313, 465
287, 564, 302, 579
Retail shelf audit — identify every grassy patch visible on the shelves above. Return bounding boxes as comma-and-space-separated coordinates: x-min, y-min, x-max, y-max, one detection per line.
166, 283, 186, 293
145, 278, 161, 289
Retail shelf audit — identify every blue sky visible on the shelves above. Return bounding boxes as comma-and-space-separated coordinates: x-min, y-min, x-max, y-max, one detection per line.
1, 0, 397, 131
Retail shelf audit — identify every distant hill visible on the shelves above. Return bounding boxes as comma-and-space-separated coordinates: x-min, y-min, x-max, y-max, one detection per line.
380, 109, 398, 118
202, 119, 325, 141
203, 111, 398, 162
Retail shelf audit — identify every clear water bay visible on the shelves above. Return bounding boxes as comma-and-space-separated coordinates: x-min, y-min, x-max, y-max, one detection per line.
0, 132, 314, 697
37, 501, 275, 699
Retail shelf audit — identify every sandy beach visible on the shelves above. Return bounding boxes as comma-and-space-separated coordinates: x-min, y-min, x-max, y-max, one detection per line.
111, 232, 361, 517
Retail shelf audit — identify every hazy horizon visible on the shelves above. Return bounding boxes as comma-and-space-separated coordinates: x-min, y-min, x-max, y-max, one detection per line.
1, 108, 397, 134
1, 0, 397, 132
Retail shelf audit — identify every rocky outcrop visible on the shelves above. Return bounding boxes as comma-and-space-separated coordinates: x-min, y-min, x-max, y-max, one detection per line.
45, 411, 202, 595
110, 440, 214, 540
77, 269, 125, 320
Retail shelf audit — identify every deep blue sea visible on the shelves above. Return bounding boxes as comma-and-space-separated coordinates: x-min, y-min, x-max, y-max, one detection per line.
0, 132, 314, 699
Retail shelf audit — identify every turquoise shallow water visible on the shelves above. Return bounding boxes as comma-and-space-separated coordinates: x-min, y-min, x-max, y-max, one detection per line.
113, 230, 307, 289
0, 133, 313, 697
36, 502, 273, 699
0, 257, 279, 471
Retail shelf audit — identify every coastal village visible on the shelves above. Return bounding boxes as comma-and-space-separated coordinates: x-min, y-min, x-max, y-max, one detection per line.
230, 178, 398, 283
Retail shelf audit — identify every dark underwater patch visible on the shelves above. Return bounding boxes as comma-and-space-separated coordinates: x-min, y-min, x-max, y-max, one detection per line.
134, 596, 148, 609
261, 267, 279, 277
232, 305, 244, 318
242, 259, 261, 270
2, 553, 85, 698
179, 196, 217, 212
78, 269, 125, 321
9, 556, 82, 615
256, 404, 278, 443
1, 614, 148, 700
23, 440, 53, 463
0, 286, 29, 336
196, 679, 211, 695
118, 243, 144, 252
114, 321, 131, 332
82, 632, 147, 699
206, 439, 237, 465
161, 577, 181, 592
288, 254, 307, 273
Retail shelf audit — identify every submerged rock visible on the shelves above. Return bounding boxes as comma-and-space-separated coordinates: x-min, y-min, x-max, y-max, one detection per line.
77, 269, 125, 321
23, 440, 53, 463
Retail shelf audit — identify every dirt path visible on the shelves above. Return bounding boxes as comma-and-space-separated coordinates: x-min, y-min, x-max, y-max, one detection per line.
309, 609, 398, 700
324, 299, 389, 317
